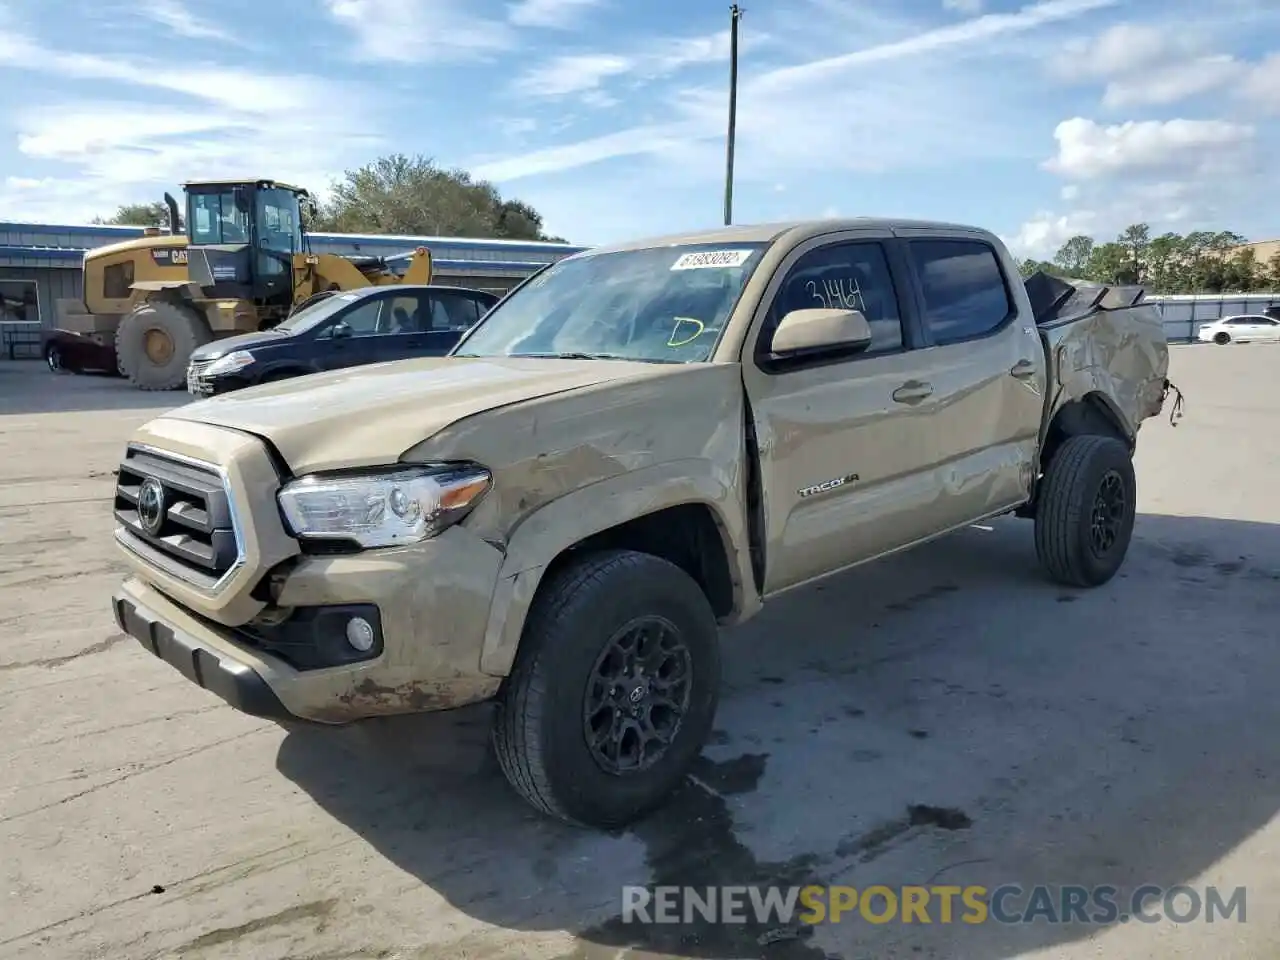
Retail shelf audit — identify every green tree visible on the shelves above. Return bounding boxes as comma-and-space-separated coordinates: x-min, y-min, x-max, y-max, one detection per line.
1052, 235, 1094, 276
1018, 258, 1060, 277
1047, 224, 1277, 293
1144, 232, 1183, 292
311, 153, 567, 242
92, 201, 181, 230
1085, 242, 1134, 284
1116, 222, 1150, 280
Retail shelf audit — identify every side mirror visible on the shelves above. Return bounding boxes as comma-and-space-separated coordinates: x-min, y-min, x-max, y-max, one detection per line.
329, 321, 352, 340
771, 308, 872, 356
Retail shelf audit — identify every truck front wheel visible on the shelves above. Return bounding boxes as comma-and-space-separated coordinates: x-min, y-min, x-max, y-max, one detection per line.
492, 549, 722, 829
1034, 434, 1136, 587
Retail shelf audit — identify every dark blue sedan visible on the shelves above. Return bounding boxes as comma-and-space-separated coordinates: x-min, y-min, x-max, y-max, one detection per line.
186, 284, 500, 396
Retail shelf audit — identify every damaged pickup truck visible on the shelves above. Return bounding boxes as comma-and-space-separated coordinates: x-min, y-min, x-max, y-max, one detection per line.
110, 219, 1175, 829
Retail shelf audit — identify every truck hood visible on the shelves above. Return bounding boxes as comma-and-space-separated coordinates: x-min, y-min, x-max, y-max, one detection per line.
159, 355, 666, 474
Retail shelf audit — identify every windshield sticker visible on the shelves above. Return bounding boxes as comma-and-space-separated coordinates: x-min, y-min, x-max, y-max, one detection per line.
670, 249, 754, 271
668, 317, 706, 347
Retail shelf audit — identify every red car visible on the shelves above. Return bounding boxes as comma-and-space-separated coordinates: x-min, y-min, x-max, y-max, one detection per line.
41, 328, 121, 376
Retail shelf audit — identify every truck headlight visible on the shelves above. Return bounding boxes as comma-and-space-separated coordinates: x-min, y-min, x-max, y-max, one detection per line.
204, 350, 255, 376
276, 464, 491, 548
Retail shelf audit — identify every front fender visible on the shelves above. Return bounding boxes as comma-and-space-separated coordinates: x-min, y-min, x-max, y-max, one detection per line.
477, 458, 756, 676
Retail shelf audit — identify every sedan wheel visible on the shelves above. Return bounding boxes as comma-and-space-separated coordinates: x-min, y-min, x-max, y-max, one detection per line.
45, 344, 64, 373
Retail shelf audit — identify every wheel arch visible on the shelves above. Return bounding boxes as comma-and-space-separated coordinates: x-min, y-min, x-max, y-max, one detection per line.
1042, 391, 1134, 465
478, 482, 752, 678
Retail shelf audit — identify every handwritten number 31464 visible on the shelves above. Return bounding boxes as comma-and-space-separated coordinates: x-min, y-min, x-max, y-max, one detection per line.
807, 277, 864, 312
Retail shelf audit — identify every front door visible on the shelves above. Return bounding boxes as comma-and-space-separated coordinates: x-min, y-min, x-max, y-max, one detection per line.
315, 296, 387, 370
740, 231, 962, 594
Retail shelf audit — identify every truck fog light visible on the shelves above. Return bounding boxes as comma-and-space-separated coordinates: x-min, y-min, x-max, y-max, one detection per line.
345, 617, 375, 652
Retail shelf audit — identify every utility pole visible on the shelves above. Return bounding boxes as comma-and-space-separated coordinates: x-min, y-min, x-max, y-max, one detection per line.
723, 4, 742, 226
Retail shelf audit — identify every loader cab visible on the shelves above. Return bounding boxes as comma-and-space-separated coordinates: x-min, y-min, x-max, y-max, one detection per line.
182, 179, 309, 310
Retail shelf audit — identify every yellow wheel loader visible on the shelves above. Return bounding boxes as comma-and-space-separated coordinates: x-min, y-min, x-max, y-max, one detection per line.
56, 179, 432, 390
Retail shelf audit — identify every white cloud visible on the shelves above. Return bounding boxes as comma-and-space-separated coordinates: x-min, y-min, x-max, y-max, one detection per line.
0, 19, 387, 223
1049, 22, 1172, 79
943, 0, 985, 13
1049, 22, 1278, 109
139, 0, 241, 43
508, 0, 603, 29
478, 0, 1118, 181
1239, 52, 1280, 113
1101, 55, 1244, 109
0, 37, 322, 115
515, 28, 738, 102
1005, 210, 1099, 260
323, 0, 516, 62
1060, 184, 1080, 201
1044, 117, 1255, 180
754, 0, 1114, 92
4, 176, 55, 191
521, 53, 634, 97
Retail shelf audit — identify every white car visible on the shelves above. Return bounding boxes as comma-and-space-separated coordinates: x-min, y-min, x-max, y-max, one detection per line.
1197, 314, 1280, 345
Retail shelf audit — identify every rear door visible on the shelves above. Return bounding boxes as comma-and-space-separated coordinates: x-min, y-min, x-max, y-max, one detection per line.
369, 293, 435, 362
421, 290, 490, 354
893, 228, 1047, 525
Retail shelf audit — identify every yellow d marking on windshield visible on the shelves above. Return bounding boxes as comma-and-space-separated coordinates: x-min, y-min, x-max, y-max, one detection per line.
668, 317, 705, 347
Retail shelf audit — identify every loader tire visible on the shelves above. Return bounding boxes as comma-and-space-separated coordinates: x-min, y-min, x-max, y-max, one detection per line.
1034, 434, 1136, 588
491, 549, 721, 829
115, 302, 212, 391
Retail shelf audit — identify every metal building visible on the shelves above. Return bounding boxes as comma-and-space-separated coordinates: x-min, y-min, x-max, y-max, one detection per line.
0, 220, 588, 334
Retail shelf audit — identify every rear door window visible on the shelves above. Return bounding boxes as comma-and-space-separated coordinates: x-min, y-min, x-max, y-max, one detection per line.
908, 240, 1014, 345
429, 291, 482, 331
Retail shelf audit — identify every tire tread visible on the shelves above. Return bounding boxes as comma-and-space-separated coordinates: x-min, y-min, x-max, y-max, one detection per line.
492, 549, 713, 827
1034, 433, 1131, 587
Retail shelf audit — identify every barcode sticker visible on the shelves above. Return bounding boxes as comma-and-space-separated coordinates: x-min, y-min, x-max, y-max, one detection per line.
670, 249, 754, 271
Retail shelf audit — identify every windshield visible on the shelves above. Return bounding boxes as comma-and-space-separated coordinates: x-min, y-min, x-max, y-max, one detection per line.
453, 242, 769, 363
274, 291, 365, 334
188, 190, 250, 245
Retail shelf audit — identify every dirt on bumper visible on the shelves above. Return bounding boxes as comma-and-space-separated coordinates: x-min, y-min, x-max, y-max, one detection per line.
113, 525, 507, 724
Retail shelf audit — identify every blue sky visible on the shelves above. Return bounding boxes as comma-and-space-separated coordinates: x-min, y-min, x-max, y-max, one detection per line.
0, 0, 1276, 259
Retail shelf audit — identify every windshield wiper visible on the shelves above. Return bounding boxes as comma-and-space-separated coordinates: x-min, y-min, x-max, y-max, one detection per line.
523, 351, 634, 361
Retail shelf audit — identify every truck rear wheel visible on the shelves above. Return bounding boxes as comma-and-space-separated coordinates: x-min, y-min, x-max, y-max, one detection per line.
115, 302, 212, 391
492, 549, 721, 829
1034, 434, 1136, 587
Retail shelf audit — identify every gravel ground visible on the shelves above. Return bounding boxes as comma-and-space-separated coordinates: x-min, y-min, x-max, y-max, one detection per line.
1, 344, 1277, 960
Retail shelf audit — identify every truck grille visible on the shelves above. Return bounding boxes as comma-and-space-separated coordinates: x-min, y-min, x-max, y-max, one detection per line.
113, 445, 241, 588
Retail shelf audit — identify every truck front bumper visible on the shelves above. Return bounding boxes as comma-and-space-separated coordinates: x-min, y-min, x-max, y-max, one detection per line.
114, 585, 293, 722
113, 526, 507, 724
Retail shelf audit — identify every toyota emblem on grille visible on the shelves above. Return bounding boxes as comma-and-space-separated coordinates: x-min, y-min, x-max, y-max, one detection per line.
137, 478, 166, 536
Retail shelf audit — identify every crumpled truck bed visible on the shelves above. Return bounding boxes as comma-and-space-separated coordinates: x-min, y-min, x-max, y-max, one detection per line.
1025, 270, 1172, 439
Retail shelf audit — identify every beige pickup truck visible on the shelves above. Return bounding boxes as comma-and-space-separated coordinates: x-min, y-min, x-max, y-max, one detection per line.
110, 219, 1174, 829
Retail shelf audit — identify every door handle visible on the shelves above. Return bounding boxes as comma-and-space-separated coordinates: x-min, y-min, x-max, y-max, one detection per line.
892, 380, 933, 405
1011, 359, 1038, 379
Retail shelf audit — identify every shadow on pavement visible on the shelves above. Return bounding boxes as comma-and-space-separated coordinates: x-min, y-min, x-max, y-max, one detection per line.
276, 511, 1280, 959
0, 360, 186, 415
